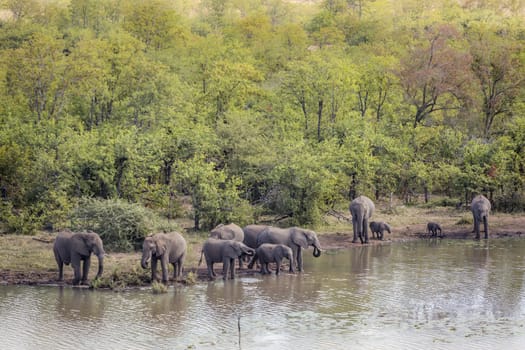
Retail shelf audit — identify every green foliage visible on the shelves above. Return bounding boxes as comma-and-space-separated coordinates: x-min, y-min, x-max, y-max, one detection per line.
69, 198, 179, 251
0, 0, 524, 236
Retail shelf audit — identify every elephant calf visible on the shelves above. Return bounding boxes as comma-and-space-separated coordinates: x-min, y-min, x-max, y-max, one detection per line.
53, 230, 105, 285
427, 222, 444, 238
200, 238, 255, 280
255, 243, 293, 275
369, 221, 391, 240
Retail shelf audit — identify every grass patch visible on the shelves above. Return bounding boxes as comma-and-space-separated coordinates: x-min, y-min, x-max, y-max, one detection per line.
152, 281, 168, 294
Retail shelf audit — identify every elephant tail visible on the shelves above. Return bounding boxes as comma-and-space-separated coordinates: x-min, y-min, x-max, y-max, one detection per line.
198, 249, 204, 267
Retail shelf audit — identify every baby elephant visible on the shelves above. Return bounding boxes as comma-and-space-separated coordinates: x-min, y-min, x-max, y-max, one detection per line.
200, 238, 255, 280
427, 222, 444, 238
255, 243, 293, 275
369, 221, 391, 240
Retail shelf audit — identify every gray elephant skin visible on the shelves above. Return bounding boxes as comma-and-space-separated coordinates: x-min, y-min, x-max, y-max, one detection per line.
53, 230, 105, 285
369, 221, 391, 240
471, 195, 491, 239
427, 222, 443, 238
242, 224, 271, 269
210, 223, 245, 268
200, 238, 255, 280
210, 223, 244, 241
255, 243, 293, 275
242, 224, 270, 249
141, 232, 187, 284
350, 195, 375, 244
255, 227, 322, 273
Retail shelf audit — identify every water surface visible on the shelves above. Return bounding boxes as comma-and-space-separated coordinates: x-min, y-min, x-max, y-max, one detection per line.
1, 238, 525, 349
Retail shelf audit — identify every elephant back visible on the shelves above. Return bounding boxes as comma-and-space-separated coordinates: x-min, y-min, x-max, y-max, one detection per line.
471, 195, 491, 216
257, 227, 289, 246
350, 195, 375, 218
210, 223, 244, 241
242, 224, 269, 248
164, 232, 187, 261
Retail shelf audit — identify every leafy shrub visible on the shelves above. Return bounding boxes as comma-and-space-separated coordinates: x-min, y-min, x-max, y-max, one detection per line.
70, 198, 179, 251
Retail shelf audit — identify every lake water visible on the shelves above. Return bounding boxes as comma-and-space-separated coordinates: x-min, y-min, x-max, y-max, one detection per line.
1, 238, 525, 349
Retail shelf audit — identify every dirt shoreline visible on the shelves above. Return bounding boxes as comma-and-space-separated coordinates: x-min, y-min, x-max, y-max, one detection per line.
1, 213, 524, 287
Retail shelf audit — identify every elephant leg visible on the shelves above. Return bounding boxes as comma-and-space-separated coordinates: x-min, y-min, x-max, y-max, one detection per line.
483, 216, 489, 239
171, 263, 177, 281
247, 252, 258, 269
275, 259, 281, 275
230, 258, 236, 279
81, 256, 91, 284
57, 261, 64, 281
160, 258, 168, 284
363, 219, 370, 243
151, 258, 158, 282
297, 248, 303, 272
72, 261, 81, 285
222, 259, 230, 280
352, 217, 360, 243
474, 219, 480, 240
290, 248, 298, 273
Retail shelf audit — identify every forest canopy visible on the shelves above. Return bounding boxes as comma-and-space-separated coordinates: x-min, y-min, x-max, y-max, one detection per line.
0, 0, 524, 236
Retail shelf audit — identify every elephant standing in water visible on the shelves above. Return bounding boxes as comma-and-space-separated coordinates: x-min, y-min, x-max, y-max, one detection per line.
471, 195, 491, 239
242, 224, 271, 269
210, 223, 245, 268
200, 238, 255, 280
141, 232, 187, 284
369, 221, 391, 240
350, 195, 375, 244
254, 227, 322, 273
53, 230, 105, 285
255, 243, 293, 275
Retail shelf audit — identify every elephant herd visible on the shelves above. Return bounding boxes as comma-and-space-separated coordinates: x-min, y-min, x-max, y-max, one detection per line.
53, 194, 491, 285
350, 194, 491, 242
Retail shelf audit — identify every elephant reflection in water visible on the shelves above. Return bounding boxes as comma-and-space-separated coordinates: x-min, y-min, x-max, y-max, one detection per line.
56, 288, 105, 320
148, 288, 189, 319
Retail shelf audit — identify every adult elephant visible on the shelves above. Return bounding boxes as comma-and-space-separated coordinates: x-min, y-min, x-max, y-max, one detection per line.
210, 223, 245, 268
350, 195, 375, 244
255, 243, 293, 275
471, 195, 491, 239
141, 232, 187, 284
53, 230, 105, 285
242, 224, 270, 269
255, 227, 322, 273
242, 224, 270, 249
200, 238, 255, 280
210, 223, 244, 241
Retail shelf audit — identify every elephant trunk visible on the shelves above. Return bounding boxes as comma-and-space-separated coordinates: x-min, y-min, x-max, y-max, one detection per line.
96, 254, 104, 278
313, 245, 322, 258
141, 251, 151, 269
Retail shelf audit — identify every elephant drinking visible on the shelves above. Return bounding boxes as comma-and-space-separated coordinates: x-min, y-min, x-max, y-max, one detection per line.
256, 227, 322, 273
255, 243, 293, 275
53, 230, 105, 285
200, 238, 255, 280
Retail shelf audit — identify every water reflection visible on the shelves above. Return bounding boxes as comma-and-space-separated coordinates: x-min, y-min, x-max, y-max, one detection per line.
55, 287, 106, 320
1, 239, 525, 350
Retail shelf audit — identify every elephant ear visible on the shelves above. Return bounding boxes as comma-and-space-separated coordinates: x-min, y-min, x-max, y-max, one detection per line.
155, 237, 167, 256
291, 229, 308, 249
75, 233, 92, 256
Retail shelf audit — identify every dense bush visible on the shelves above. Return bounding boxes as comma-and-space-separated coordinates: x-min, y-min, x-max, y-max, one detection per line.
70, 198, 180, 251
